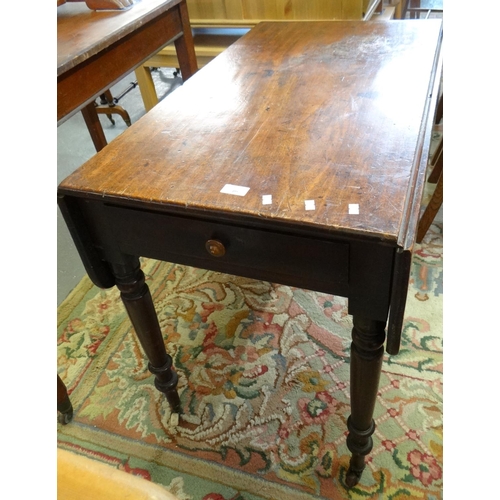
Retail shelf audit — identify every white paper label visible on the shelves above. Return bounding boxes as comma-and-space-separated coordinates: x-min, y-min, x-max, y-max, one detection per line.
305, 200, 316, 211
262, 194, 272, 205
349, 203, 359, 214
220, 184, 250, 196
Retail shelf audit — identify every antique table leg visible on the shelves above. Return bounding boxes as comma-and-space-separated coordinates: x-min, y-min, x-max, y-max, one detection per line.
173, 0, 198, 80
81, 102, 108, 152
345, 316, 386, 487
111, 258, 181, 413
57, 374, 74, 424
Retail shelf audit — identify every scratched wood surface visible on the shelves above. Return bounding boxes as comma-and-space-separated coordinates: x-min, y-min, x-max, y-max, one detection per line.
59, 20, 442, 243
57, 0, 183, 75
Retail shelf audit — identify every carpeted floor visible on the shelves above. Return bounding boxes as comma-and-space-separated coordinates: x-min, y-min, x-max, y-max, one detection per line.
57, 188, 442, 499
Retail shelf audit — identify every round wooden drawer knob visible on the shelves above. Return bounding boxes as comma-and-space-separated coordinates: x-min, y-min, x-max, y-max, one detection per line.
206, 239, 226, 257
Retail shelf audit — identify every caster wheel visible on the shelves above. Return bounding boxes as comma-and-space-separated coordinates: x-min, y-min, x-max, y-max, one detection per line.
345, 468, 361, 488
58, 409, 73, 425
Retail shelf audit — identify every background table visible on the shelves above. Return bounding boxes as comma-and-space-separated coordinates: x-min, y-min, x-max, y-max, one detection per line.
57, 0, 198, 150
58, 20, 443, 488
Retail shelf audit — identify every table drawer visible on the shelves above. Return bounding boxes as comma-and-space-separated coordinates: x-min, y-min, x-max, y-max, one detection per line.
103, 205, 350, 295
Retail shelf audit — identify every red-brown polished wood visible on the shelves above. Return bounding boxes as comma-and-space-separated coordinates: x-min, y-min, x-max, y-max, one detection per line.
58, 20, 442, 488
57, 0, 198, 125
61, 21, 441, 245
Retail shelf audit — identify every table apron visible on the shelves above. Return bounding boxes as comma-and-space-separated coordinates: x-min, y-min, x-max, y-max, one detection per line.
57, 5, 184, 124
65, 198, 396, 323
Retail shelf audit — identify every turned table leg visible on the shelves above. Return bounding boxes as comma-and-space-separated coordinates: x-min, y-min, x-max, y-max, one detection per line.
57, 374, 74, 424
111, 259, 181, 413
345, 316, 386, 487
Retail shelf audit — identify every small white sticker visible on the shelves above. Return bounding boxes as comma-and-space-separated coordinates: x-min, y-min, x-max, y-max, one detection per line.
349, 203, 359, 214
262, 194, 272, 205
305, 200, 316, 211
220, 184, 250, 196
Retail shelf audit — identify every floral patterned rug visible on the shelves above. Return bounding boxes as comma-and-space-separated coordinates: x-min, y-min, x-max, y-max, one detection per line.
57, 216, 442, 500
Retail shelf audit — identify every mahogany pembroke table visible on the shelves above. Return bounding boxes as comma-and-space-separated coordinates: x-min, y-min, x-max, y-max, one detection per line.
58, 20, 443, 487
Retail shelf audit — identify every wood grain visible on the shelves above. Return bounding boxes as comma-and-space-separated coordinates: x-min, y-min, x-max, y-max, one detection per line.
57, 24, 443, 473
60, 20, 442, 244
185, 0, 373, 20
57, 0, 183, 75
57, 0, 197, 124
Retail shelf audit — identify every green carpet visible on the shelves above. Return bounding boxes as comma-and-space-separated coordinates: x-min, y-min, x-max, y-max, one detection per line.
57, 219, 442, 500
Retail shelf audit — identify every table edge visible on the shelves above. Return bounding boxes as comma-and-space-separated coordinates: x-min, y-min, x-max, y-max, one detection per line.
57, 0, 184, 76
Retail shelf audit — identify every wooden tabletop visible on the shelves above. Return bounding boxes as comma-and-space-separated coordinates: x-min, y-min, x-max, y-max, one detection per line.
57, 0, 183, 76
59, 20, 442, 246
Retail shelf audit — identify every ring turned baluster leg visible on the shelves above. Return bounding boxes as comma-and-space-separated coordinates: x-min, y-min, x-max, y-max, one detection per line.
111, 259, 181, 413
57, 374, 74, 424
345, 316, 386, 487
